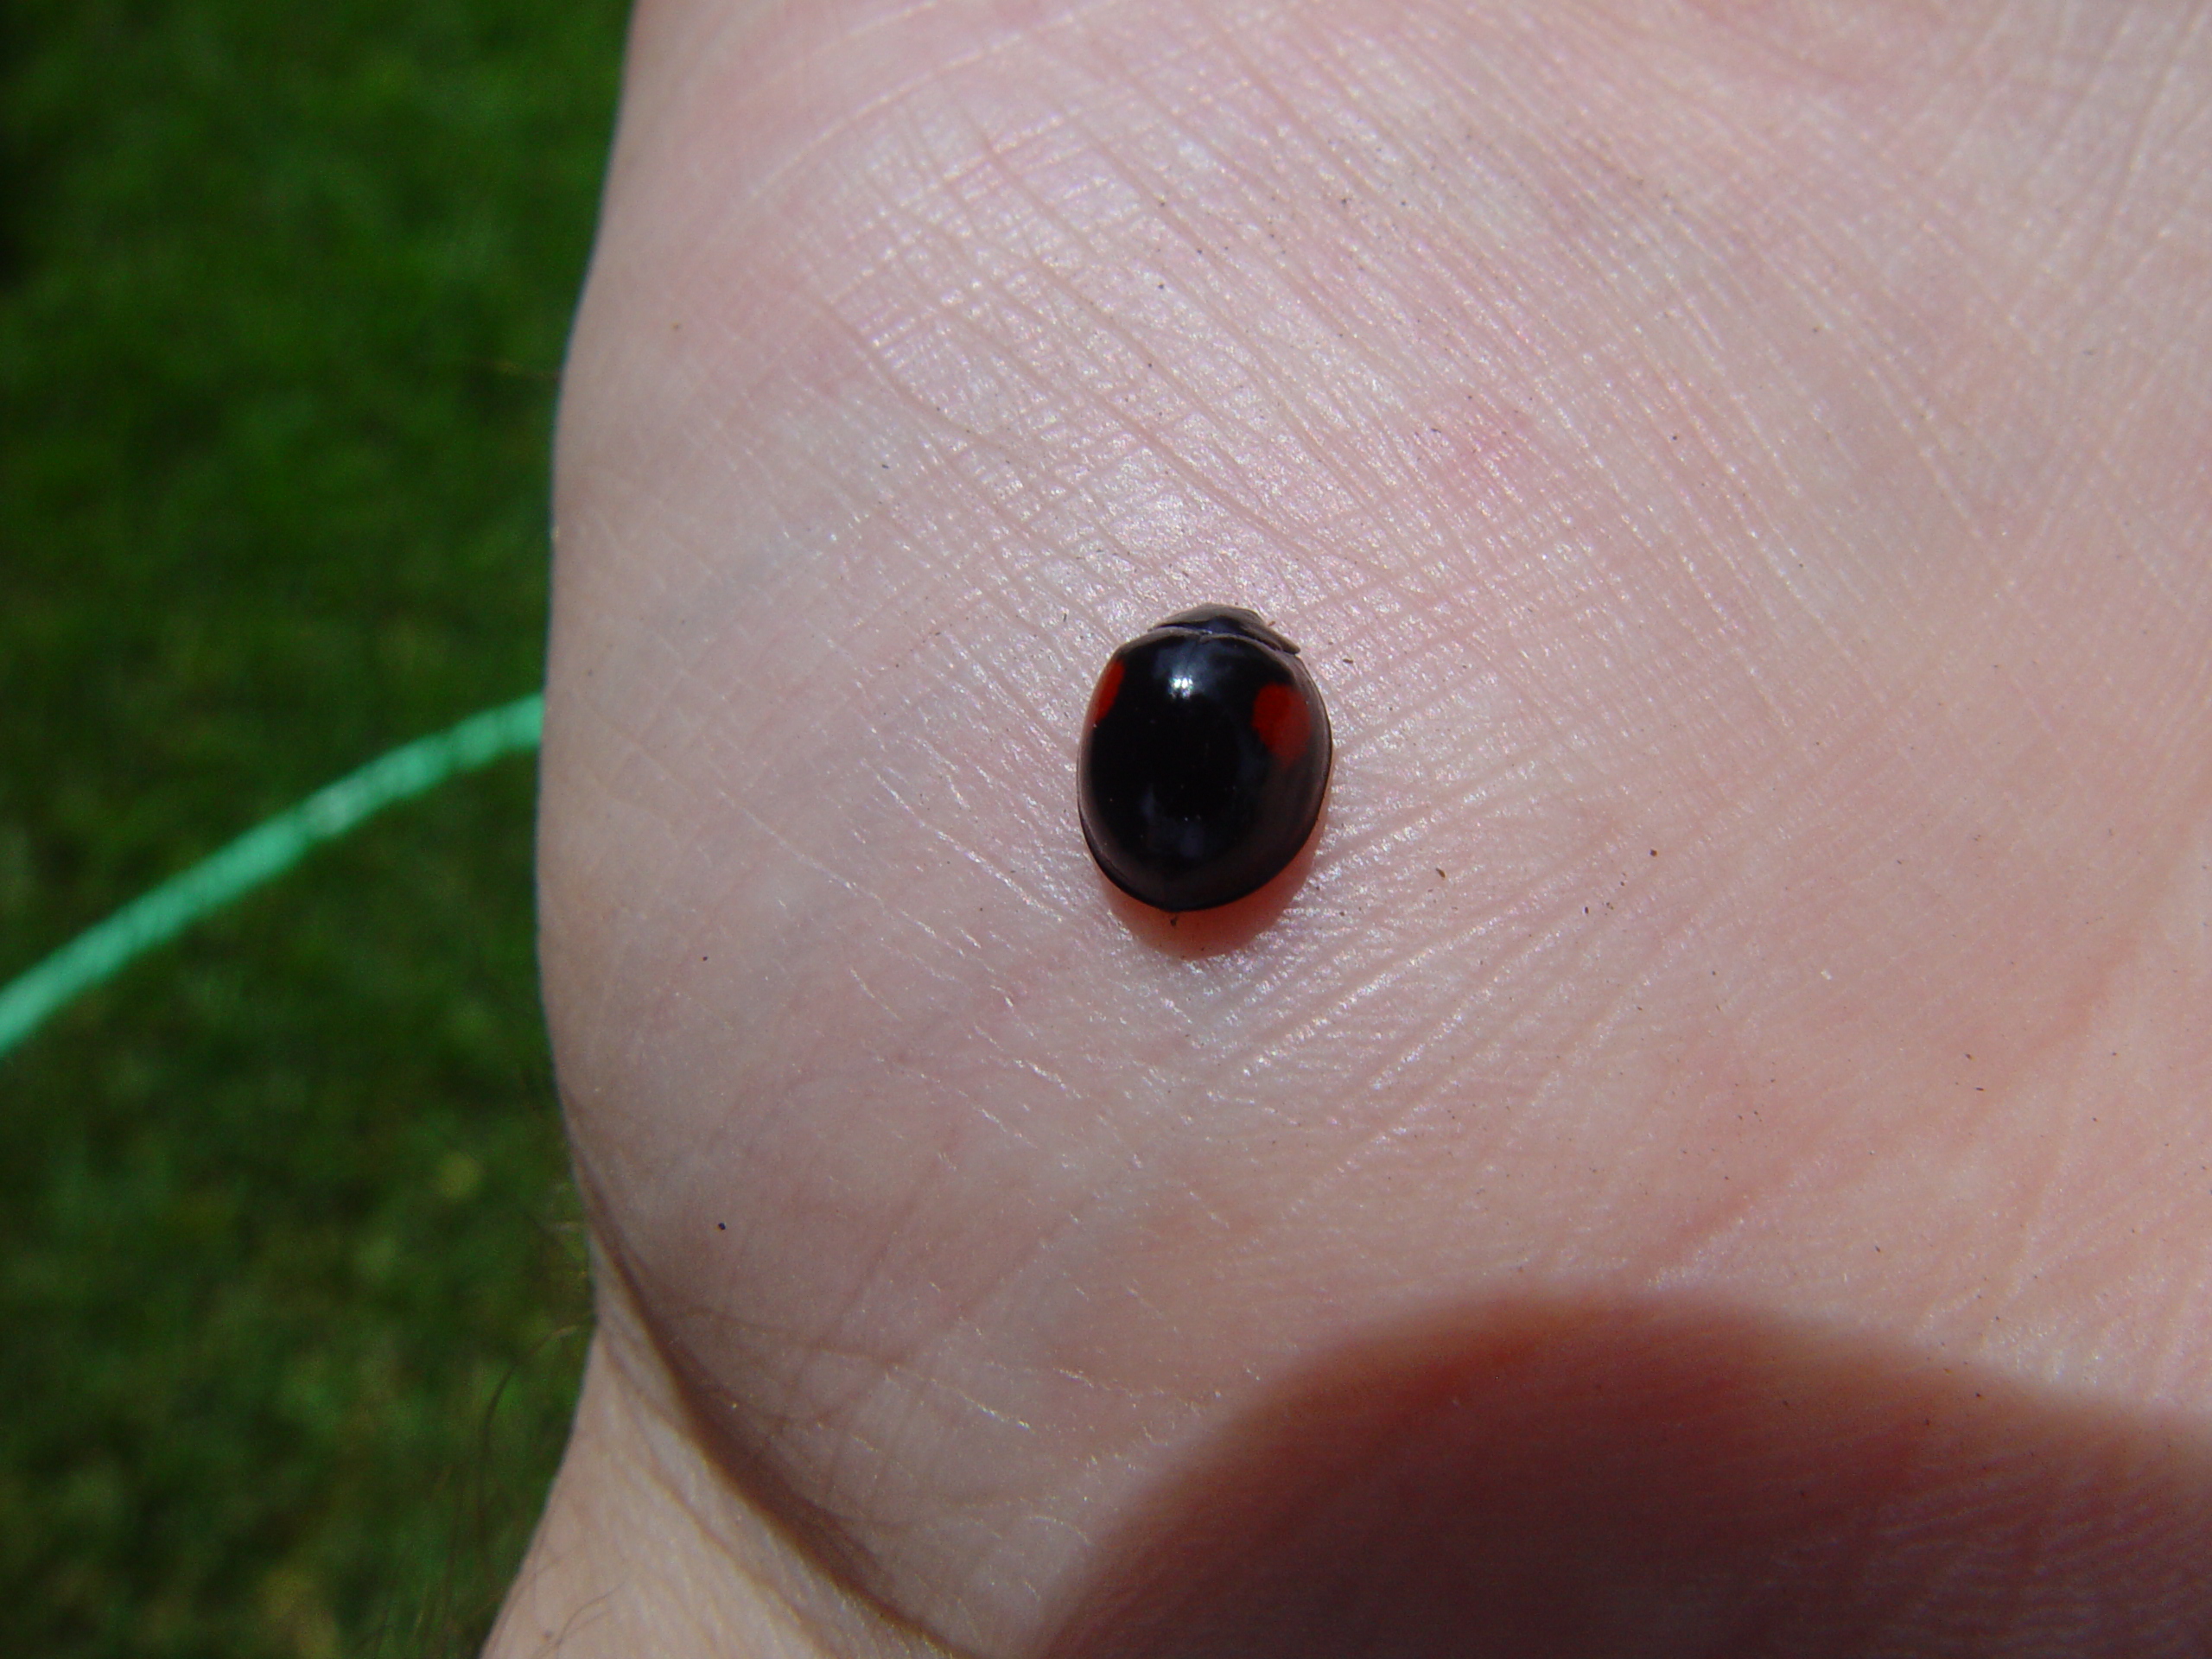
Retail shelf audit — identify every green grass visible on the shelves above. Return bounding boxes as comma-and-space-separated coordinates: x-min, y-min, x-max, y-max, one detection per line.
0, 0, 626, 1651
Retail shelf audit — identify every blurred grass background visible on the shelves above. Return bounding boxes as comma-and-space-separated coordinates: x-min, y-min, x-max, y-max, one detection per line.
0, 0, 628, 1652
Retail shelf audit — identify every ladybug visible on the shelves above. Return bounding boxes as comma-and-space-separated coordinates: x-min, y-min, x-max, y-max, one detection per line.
1078, 605, 1333, 912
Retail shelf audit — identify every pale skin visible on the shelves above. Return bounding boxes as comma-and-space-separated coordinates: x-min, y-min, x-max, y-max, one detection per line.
489, 2, 2212, 1654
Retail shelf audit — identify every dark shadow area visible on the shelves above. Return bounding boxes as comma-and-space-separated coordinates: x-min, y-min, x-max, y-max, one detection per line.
0, 4, 30, 293
1044, 1296, 2212, 1659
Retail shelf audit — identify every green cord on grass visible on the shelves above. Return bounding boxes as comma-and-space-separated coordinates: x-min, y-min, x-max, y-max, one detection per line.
0, 694, 544, 1062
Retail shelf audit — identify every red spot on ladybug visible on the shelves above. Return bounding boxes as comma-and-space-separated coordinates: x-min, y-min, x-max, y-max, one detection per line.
1249, 681, 1309, 764
1086, 656, 1125, 728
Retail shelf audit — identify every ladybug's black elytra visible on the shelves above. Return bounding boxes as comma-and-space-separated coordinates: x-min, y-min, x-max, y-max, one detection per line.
1078, 605, 1333, 912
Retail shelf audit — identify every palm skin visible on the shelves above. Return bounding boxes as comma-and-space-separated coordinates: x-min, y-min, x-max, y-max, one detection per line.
493, 3, 2212, 1654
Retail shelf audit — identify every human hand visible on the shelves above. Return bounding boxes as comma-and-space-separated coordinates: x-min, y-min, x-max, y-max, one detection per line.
494, 3, 2212, 1653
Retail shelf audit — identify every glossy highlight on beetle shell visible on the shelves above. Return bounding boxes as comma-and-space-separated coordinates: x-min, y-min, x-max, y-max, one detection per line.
1079, 606, 1333, 912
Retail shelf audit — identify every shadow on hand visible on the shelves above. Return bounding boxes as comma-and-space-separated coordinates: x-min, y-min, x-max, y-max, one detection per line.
1043, 1295, 2212, 1659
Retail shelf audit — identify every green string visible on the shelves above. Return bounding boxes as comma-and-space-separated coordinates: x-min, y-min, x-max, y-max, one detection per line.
0, 694, 544, 1062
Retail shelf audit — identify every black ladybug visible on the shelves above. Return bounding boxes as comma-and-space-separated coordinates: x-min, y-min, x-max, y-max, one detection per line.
1078, 606, 1333, 912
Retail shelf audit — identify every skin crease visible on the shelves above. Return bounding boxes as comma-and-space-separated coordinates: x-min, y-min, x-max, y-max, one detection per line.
493, 1, 2212, 1655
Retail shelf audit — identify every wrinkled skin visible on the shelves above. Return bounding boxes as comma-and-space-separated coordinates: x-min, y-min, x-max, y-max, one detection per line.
491, 3, 2212, 1655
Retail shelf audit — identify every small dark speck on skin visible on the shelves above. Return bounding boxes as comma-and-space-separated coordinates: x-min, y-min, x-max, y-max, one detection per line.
1436, 868, 1448, 880
716, 1223, 727, 1230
